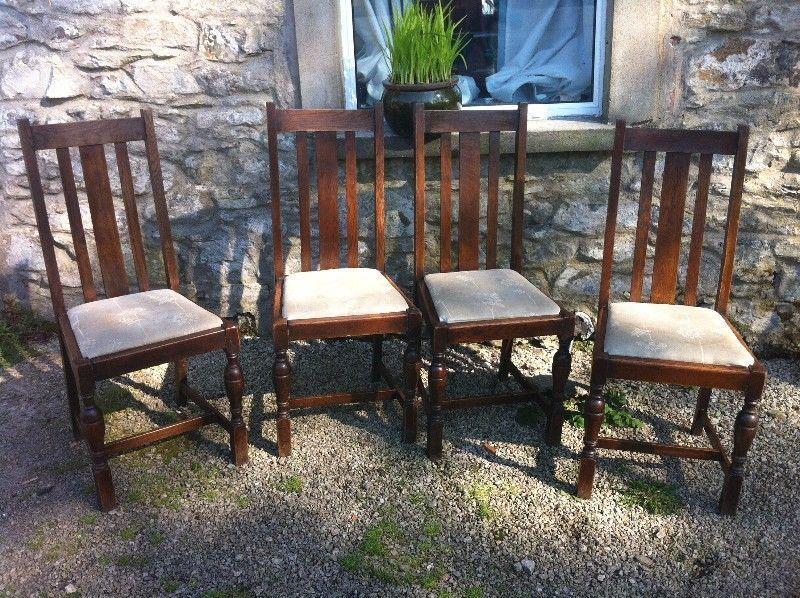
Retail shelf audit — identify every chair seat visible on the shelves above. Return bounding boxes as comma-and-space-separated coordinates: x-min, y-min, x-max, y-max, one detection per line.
604, 302, 754, 367
67, 289, 223, 359
282, 268, 408, 321
424, 268, 561, 324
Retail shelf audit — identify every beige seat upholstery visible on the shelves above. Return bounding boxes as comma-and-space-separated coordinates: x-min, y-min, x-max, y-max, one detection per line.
282, 268, 409, 321
604, 302, 754, 367
424, 268, 561, 324
67, 289, 223, 359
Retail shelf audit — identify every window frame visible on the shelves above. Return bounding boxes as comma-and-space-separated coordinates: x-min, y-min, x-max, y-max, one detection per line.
341, 0, 609, 119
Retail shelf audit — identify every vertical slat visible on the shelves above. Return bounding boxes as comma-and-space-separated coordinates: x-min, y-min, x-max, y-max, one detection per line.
141, 109, 179, 291
685, 153, 713, 305
78, 144, 129, 298
439, 132, 452, 272
510, 103, 528, 271
599, 121, 627, 308
716, 125, 749, 314
266, 102, 284, 280
315, 131, 340, 269
413, 103, 426, 281
374, 101, 386, 271
56, 147, 97, 301
486, 130, 500, 269
630, 151, 656, 301
651, 151, 691, 303
18, 119, 66, 314
296, 132, 312, 271
344, 130, 358, 268
457, 131, 480, 271
114, 142, 150, 292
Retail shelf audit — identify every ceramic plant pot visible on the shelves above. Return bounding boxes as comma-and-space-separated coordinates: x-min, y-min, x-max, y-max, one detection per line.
382, 79, 461, 139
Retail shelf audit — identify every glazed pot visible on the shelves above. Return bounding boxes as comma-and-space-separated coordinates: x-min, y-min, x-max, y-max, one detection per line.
382, 79, 461, 139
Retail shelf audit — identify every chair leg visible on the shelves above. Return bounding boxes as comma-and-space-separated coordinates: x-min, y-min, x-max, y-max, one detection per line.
371, 337, 383, 385
426, 353, 446, 460
224, 348, 248, 466
273, 349, 292, 457
719, 380, 763, 516
402, 336, 421, 443
80, 394, 117, 511
690, 387, 712, 435
498, 338, 514, 380
546, 335, 573, 447
60, 339, 81, 441
174, 358, 189, 407
576, 377, 606, 499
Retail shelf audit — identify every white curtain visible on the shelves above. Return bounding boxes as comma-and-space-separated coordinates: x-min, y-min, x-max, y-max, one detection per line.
486, 0, 595, 103
352, 0, 478, 104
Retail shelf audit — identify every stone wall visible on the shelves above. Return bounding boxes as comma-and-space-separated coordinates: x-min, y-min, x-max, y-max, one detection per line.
0, 0, 797, 355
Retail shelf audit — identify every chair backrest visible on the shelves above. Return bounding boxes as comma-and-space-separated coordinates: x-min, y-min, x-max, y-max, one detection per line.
17, 110, 177, 317
600, 121, 749, 315
412, 104, 528, 280
266, 102, 385, 281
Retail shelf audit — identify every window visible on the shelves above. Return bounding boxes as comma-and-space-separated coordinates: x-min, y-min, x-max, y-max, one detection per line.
346, 0, 607, 118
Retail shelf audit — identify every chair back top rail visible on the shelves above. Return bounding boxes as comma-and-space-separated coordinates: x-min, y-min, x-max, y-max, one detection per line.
599, 120, 749, 318
413, 104, 528, 280
266, 102, 386, 281
17, 109, 178, 317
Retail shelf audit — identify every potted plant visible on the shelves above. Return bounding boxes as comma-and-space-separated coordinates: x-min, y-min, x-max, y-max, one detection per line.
382, 1, 468, 139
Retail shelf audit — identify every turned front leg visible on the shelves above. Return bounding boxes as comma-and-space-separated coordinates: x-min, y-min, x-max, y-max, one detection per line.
80, 392, 117, 511
402, 335, 421, 443
224, 348, 248, 466
498, 338, 514, 381
576, 379, 606, 499
426, 353, 447, 460
690, 387, 712, 435
273, 350, 292, 457
719, 375, 764, 516
174, 358, 189, 407
547, 334, 573, 447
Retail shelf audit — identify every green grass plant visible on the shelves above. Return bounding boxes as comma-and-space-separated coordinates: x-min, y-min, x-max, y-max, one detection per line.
385, 1, 468, 85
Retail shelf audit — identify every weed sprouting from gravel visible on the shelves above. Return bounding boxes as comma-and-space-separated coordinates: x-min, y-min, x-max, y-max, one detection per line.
515, 403, 545, 428
464, 587, 485, 598
279, 475, 303, 494
200, 587, 251, 598
0, 299, 56, 368
621, 479, 683, 515
148, 530, 166, 545
566, 388, 644, 429
119, 525, 139, 541
466, 482, 495, 520
161, 578, 180, 593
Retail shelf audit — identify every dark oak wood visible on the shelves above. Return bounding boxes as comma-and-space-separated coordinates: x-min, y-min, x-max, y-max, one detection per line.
457, 131, 480, 270
79, 144, 129, 298
315, 131, 340, 269
630, 150, 655, 302
576, 121, 764, 516
685, 153, 712, 306
56, 147, 97, 302
266, 103, 422, 455
18, 112, 249, 511
412, 104, 574, 459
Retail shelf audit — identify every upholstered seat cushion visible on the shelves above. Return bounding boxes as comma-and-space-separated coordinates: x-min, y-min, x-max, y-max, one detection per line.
282, 268, 409, 321
604, 302, 754, 367
424, 268, 561, 324
67, 289, 223, 359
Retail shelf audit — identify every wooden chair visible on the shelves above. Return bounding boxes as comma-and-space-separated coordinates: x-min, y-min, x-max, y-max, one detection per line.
576, 121, 765, 515
266, 102, 422, 456
412, 104, 576, 459
17, 111, 248, 511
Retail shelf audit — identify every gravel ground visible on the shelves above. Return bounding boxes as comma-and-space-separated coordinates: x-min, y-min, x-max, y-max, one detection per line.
0, 335, 798, 597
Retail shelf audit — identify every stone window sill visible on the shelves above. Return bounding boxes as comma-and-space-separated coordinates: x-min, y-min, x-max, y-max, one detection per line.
354, 118, 615, 158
